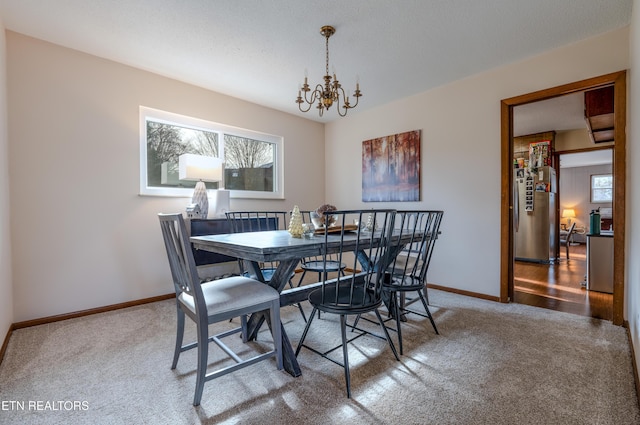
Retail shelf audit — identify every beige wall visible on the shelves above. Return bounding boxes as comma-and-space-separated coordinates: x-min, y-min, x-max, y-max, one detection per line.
324, 27, 629, 297
559, 164, 613, 244
627, 0, 640, 381
2, 18, 637, 368
6, 32, 325, 322
555, 128, 606, 151
0, 23, 13, 343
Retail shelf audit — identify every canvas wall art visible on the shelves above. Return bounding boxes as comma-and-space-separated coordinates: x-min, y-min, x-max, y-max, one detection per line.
362, 130, 421, 202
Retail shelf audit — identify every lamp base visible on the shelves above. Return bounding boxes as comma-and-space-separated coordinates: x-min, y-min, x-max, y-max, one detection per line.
210, 189, 230, 218
191, 181, 209, 218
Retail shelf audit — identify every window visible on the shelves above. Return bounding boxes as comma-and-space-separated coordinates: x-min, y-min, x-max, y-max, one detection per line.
139, 107, 283, 199
591, 174, 613, 203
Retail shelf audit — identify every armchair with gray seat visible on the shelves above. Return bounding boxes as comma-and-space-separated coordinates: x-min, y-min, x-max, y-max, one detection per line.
158, 213, 282, 406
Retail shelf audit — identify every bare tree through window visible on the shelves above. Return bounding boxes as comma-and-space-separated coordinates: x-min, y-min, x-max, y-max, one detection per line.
224, 135, 274, 192
224, 135, 272, 168
146, 121, 219, 188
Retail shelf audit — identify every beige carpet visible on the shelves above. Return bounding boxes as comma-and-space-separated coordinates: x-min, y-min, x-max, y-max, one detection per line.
0, 289, 638, 425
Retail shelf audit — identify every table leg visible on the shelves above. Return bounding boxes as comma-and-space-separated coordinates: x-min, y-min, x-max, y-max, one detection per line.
245, 259, 302, 377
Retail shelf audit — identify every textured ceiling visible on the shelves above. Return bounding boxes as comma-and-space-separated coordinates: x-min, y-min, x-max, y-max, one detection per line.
0, 0, 633, 122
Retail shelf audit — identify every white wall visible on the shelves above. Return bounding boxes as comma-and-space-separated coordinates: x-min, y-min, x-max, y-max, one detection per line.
7, 32, 325, 322
559, 164, 613, 243
325, 27, 629, 297
627, 0, 640, 378
0, 22, 14, 341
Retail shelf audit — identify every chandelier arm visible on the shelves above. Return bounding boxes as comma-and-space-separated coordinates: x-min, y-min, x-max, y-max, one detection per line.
306, 84, 325, 105
297, 100, 314, 113
347, 88, 360, 109
333, 85, 344, 107
333, 85, 347, 117
297, 84, 326, 113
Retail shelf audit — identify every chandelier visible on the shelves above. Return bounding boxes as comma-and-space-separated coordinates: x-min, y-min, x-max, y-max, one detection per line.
296, 25, 362, 117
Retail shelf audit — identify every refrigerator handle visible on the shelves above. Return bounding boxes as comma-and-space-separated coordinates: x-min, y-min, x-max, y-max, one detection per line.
514, 179, 519, 232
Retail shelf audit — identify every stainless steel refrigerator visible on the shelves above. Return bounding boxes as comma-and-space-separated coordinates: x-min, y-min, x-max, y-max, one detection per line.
514, 166, 557, 263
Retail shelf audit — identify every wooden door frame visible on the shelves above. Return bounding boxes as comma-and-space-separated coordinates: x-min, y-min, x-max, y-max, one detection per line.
500, 71, 626, 325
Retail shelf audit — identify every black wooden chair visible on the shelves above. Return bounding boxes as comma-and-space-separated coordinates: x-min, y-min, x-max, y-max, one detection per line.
383, 210, 443, 355
158, 213, 282, 406
295, 209, 399, 397
294, 210, 347, 321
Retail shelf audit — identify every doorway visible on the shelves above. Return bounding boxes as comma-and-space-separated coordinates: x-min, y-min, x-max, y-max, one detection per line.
512, 148, 614, 320
500, 71, 626, 325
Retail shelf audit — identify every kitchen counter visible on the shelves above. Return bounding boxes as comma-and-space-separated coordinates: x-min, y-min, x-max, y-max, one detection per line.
587, 234, 613, 293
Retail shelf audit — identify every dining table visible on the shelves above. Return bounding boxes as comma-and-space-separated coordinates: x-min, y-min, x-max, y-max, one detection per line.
190, 229, 412, 377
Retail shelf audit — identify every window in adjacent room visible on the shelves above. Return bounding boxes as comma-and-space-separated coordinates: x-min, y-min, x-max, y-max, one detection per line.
591, 173, 613, 203
139, 106, 283, 199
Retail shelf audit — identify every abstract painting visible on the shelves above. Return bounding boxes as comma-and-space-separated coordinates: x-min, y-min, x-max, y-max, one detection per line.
362, 130, 420, 202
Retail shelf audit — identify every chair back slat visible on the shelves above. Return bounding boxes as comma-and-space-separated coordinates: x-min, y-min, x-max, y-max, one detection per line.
158, 213, 206, 314
225, 211, 290, 280
225, 211, 289, 233
318, 209, 396, 309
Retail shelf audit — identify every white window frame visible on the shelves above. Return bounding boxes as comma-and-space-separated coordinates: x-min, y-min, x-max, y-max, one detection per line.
590, 173, 613, 203
139, 106, 284, 199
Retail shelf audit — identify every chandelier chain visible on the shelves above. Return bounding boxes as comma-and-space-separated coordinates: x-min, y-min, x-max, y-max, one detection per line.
325, 32, 330, 77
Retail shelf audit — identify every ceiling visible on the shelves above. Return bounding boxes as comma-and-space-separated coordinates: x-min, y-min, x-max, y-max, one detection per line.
0, 0, 632, 122
514, 92, 586, 137
559, 149, 612, 168
514, 92, 614, 168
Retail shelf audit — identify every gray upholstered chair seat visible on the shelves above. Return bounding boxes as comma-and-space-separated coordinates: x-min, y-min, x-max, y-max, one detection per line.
178, 276, 279, 316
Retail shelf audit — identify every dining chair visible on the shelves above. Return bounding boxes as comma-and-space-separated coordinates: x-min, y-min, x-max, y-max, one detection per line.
295, 209, 399, 398
383, 210, 443, 355
225, 211, 290, 282
158, 213, 283, 406
225, 210, 305, 320
294, 210, 347, 321
560, 221, 576, 260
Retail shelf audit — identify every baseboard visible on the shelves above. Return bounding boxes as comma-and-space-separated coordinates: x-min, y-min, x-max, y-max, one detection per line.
624, 320, 640, 410
0, 323, 14, 366
428, 283, 501, 303
0, 293, 176, 367
12, 293, 176, 330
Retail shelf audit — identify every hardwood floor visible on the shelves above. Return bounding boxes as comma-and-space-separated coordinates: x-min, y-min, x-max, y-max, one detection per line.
514, 243, 613, 321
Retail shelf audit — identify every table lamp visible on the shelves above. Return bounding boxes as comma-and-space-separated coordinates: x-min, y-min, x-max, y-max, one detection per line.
209, 187, 230, 218
179, 154, 223, 218
562, 208, 576, 227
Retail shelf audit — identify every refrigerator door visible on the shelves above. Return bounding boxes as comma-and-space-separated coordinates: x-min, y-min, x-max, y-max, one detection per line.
515, 189, 556, 263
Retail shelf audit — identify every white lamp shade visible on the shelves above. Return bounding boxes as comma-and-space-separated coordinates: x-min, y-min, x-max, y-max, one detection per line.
562, 209, 576, 218
178, 154, 223, 182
